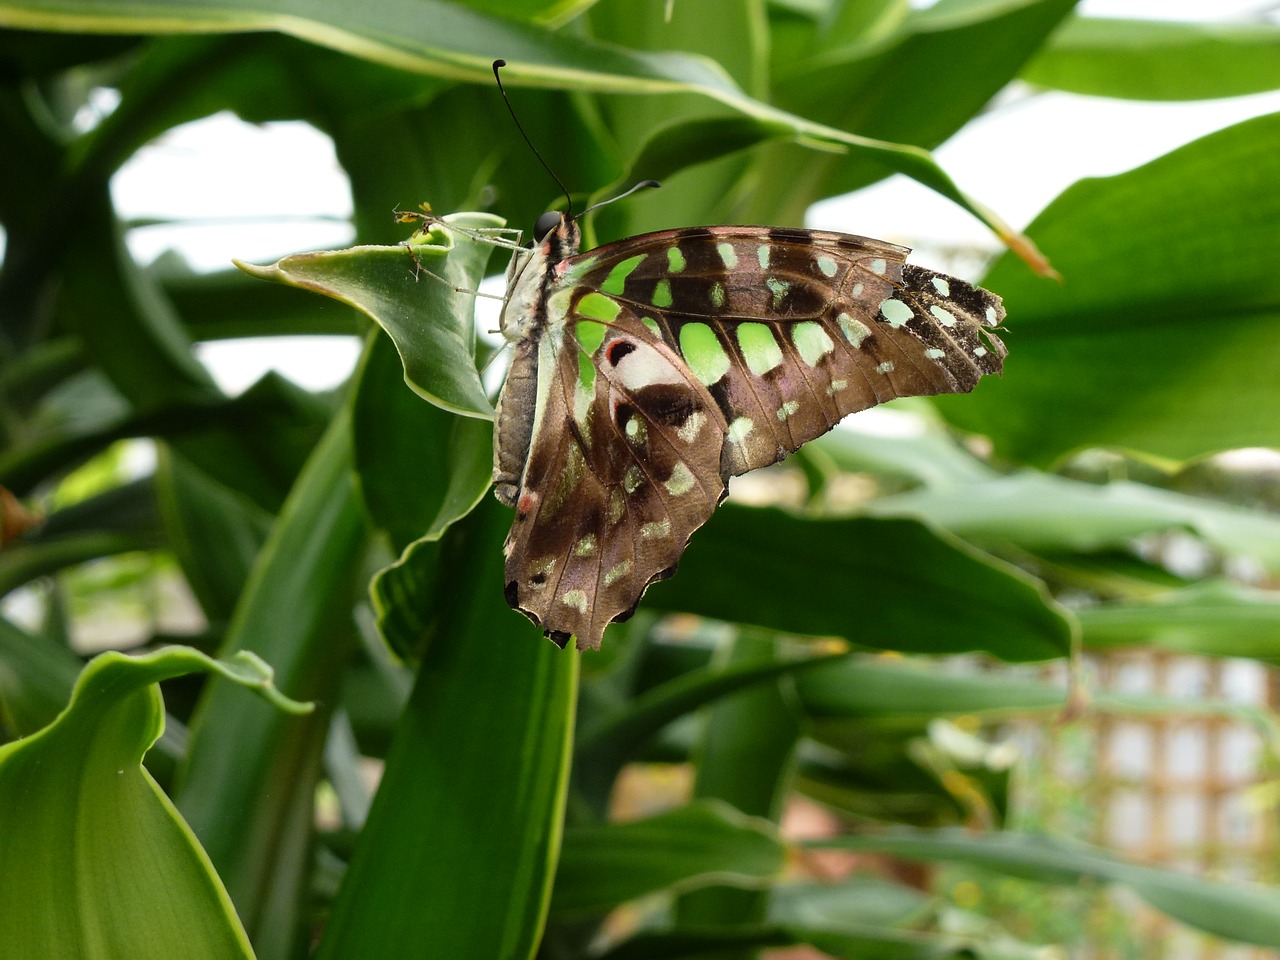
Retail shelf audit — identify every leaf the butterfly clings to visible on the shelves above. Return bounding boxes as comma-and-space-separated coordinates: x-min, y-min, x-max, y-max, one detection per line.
489, 214, 1006, 651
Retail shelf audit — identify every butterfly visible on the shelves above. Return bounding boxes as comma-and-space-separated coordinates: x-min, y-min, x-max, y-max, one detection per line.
486, 210, 1007, 651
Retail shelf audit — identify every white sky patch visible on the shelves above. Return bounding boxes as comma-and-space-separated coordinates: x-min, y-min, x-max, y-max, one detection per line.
112, 112, 354, 272
196, 336, 362, 395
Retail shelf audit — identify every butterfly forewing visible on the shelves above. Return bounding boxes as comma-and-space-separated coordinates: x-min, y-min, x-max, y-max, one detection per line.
565, 226, 1006, 478
495, 218, 1006, 650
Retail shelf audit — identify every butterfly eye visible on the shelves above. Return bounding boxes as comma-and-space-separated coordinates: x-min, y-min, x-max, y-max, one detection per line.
533, 211, 561, 242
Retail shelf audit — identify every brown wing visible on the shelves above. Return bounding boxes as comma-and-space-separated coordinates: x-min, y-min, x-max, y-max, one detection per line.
564, 225, 1006, 477
500, 306, 727, 650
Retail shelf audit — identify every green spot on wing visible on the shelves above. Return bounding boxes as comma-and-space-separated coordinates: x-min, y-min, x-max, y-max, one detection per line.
880, 298, 914, 328
929, 304, 957, 327
604, 560, 633, 587
664, 462, 696, 495
667, 247, 686, 273
728, 416, 754, 444
717, 242, 738, 270
575, 319, 607, 355
561, 255, 598, 283
653, 279, 673, 308
679, 323, 731, 386
838, 313, 871, 347
736, 322, 784, 375
602, 255, 646, 295
577, 292, 622, 323
793, 321, 834, 366
575, 320, 605, 397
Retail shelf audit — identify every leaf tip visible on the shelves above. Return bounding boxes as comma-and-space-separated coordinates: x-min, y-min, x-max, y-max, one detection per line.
232, 258, 276, 281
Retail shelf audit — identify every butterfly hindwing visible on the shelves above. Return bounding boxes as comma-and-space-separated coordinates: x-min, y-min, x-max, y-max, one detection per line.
502, 301, 727, 648
495, 217, 1006, 650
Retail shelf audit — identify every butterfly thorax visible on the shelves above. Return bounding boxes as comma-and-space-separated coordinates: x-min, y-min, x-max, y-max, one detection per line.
497, 214, 582, 342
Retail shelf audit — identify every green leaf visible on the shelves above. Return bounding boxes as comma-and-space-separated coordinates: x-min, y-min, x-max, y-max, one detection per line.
942, 111, 1280, 464
1079, 580, 1280, 661
767, 0, 1076, 215
0, 479, 165, 596
237, 212, 500, 418
58, 191, 218, 411
155, 449, 273, 624
352, 331, 493, 551
0, 614, 81, 739
369, 534, 443, 662
596, 922, 977, 960
768, 874, 932, 931
574, 650, 845, 807
166, 266, 363, 342
820, 829, 1280, 948
647, 506, 1074, 661
796, 654, 1278, 737
316, 497, 576, 960
870, 473, 1280, 573
796, 656, 1067, 724
601, 115, 797, 200
174, 407, 366, 952
0, 646, 310, 960
6, 392, 329, 520
1023, 17, 1280, 101
553, 800, 785, 915
809, 426, 1000, 489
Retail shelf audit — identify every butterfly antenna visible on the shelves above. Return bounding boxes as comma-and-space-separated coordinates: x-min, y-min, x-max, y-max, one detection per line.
492, 59, 574, 218
577, 179, 661, 221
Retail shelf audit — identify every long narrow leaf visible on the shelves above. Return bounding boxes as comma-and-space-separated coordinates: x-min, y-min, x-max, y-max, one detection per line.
175, 408, 366, 955
648, 507, 1074, 661
1023, 17, 1280, 101
821, 829, 1280, 948
317, 497, 577, 960
554, 800, 784, 916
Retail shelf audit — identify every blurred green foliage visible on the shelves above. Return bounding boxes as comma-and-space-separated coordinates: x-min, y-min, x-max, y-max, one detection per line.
3, 2, 1280, 958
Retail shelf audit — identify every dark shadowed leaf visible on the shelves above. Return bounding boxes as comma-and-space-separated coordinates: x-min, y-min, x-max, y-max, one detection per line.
553, 800, 784, 915
648, 506, 1074, 661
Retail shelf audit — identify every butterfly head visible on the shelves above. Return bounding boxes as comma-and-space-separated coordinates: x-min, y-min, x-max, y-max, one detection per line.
533, 210, 581, 254
498, 211, 582, 342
